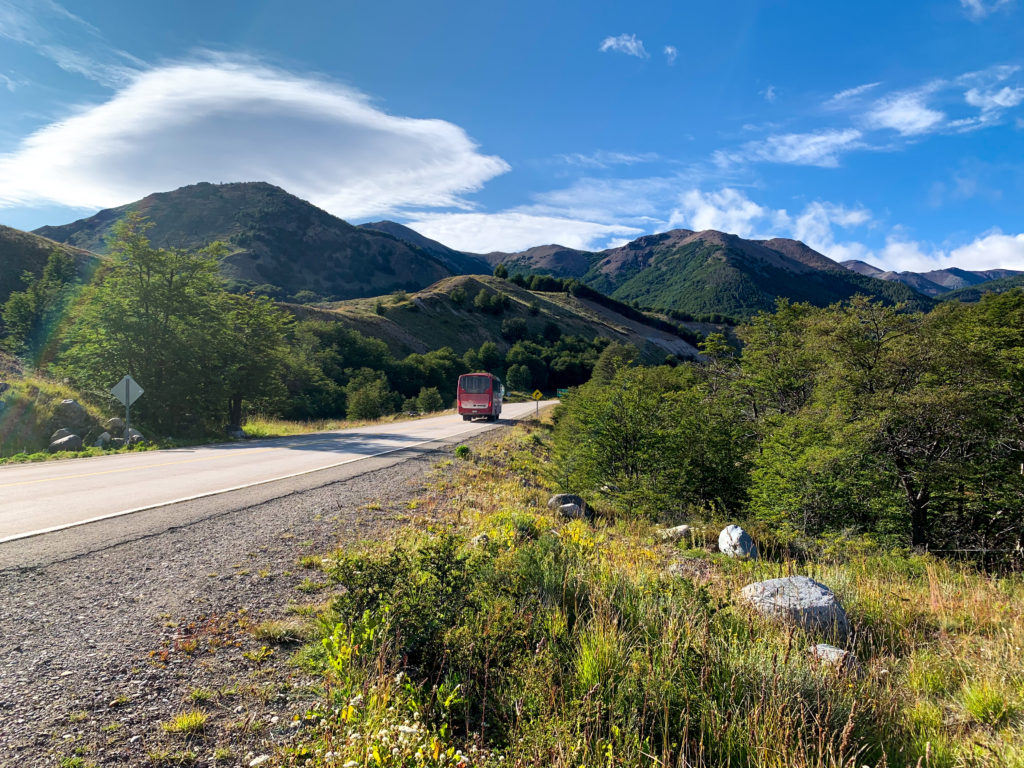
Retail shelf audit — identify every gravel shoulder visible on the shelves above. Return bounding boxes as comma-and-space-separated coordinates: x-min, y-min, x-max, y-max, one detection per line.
0, 429, 504, 767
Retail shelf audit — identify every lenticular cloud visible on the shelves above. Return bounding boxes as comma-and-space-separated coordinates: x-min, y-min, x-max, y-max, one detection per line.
0, 58, 509, 218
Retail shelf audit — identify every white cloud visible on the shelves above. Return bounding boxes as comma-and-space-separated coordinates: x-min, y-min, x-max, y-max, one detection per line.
960, 0, 1014, 20
0, 0, 141, 86
965, 85, 1024, 111
663, 45, 678, 65
404, 212, 642, 253
824, 82, 882, 107
669, 188, 770, 238
717, 129, 864, 167
760, 85, 777, 103
0, 72, 21, 91
864, 91, 946, 135
557, 150, 660, 169
876, 231, 1024, 272
599, 34, 649, 59
0, 57, 510, 219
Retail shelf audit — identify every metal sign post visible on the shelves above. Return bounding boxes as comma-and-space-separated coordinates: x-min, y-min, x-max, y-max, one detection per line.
110, 375, 144, 433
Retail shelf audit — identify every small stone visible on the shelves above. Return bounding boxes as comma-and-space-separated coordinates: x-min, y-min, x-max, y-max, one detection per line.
658, 524, 691, 542
469, 533, 490, 548
250, 756, 270, 767
809, 643, 859, 673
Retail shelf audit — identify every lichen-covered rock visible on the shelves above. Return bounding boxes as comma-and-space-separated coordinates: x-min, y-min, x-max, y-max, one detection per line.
104, 417, 125, 436
740, 576, 849, 639
718, 525, 757, 559
809, 643, 859, 673
658, 524, 691, 542
49, 434, 83, 453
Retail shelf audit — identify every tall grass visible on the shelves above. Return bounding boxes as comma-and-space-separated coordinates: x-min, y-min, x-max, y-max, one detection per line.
276, 425, 1024, 768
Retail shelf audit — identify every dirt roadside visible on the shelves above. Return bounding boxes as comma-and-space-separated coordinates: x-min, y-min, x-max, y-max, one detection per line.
0, 430, 502, 768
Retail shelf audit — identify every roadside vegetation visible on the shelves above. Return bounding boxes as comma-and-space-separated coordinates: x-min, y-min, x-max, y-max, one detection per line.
267, 423, 1024, 767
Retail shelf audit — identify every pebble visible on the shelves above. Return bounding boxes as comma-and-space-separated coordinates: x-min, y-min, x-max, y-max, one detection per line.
250, 757, 270, 767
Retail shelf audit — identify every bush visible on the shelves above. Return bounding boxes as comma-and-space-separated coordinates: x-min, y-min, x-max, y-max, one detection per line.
454, 444, 471, 459
416, 386, 445, 413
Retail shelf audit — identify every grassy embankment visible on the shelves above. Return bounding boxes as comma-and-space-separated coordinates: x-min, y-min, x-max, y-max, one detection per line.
251, 421, 1024, 768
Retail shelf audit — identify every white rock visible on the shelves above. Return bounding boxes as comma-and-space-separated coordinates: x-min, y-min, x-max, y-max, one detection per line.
809, 643, 858, 673
559, 502, 586, 520
740, 576, 849, 639
658, 524, 691, 542
250, 756, 270, 767
718, 525, 756, 559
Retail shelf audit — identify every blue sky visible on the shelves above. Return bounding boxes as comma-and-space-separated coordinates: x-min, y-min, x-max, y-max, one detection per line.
1, 0, 1023, 271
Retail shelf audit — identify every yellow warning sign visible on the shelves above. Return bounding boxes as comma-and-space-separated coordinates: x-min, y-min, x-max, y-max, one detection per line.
531, 389, 544, 401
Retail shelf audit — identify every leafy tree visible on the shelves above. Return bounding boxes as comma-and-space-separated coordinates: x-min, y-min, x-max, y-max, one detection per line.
506, 364, 532, 392
493, 263, 509, 279
2, 249, 79, 361
501, 317, 528, 342
416, 386, 445, 413
59, 214, 228, 434
221, 293, 292, 429
591, 342, 638, 384
346, 369, 396, 420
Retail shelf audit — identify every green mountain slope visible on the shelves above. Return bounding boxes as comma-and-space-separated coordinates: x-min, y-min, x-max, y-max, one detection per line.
34, 182, 454, 302
466, 228, 933, 319
295, 275, 700, 361
0, 225, 98, 305
940, 274, 1024, 302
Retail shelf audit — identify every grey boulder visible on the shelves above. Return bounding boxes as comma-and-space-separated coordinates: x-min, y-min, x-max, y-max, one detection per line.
125, 428, 144, 446
718, 525, 757, 559
49, 434, 84, 453
93, 431, 112, 448
104, 417, 125, 435
559, 503, 587, 520
227, 426, 247, 440
740, 576, 849, 639
52, 399, 93, 433
548, 493, 585, 511
50, 428, 73, 443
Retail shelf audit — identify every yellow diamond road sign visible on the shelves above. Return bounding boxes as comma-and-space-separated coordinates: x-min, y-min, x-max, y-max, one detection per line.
531, 389, 544, 400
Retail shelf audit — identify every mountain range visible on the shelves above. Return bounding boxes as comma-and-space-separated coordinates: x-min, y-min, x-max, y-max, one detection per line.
0, 181, 1017, 321
841, 260, 1022, 297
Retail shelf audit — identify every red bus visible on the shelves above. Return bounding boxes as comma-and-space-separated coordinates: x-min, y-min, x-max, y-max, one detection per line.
457, 372, 504, 421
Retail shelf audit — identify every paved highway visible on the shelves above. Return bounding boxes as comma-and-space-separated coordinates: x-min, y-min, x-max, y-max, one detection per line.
0, 401, 555, 543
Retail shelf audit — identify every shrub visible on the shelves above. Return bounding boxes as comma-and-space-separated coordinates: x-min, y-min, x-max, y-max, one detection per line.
416, 386, 445, 413
454, 444, 471, 459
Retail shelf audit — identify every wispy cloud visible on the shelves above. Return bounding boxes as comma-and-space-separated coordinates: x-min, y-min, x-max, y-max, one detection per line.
0, 72, 24, 91
557, 150, 661, 169
663, 45, 678, 65
599, 33, 649, 59
405, 212, 642, 253
824, 81, 881, 108
760, 85, 777, 103
864, 91, 946, 135
960, 0, 1014, 20
0, 56, 509, 218
716, 129, 864, 168
0, 0, 142, 86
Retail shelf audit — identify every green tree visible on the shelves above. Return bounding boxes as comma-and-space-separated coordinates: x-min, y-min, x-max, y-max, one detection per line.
346, 369, 396, 420
590, 342, 637, 384
506, 364, 532, 391
493, 263, 509, 279
221, 293, 292, 430
416, 386, 445, 413
2, 249, 78, 361
59, 214, 228, 434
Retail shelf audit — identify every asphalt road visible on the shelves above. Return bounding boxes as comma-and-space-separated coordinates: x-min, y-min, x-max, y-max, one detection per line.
0, 401, 554, 544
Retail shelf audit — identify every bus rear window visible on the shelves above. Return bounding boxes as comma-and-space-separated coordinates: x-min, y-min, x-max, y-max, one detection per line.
460, 375, 491, 394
